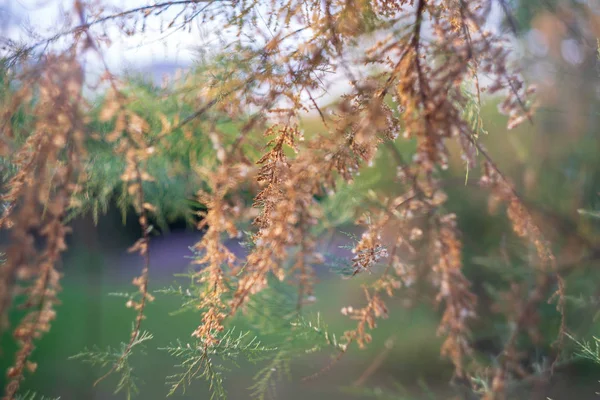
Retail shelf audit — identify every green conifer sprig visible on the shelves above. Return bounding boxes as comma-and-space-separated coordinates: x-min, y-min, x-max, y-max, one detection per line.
15, 392, 60, 400
69, 331, 153, 400
160, 328, 276, 398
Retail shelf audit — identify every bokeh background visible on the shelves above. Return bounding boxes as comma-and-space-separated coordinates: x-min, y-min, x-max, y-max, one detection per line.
2, 0, 600, 399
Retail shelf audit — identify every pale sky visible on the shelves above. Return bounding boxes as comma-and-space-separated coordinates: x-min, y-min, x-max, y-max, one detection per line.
3, 1, 506, 66
2, 0, 508, 104
3, 0, 223, 77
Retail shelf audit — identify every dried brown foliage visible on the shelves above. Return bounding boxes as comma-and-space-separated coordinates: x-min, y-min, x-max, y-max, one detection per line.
0, 0, 583, 398
0, 53, 86, 399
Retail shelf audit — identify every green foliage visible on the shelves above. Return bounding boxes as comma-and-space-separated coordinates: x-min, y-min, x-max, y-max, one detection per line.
72, 78, 218, 228
461, 84, 487, 184
152, 257, 351, 400
14, 392, 60, 400
0, 61, 258, 231
578, 208, 600, 220
250, 312, 346, 400
323, 253, 356, 277
321, 171, 386, 229
160, 328, 275, 398
157, 266, 237, 317
568, 333, 600, 365
242, 279, 298, 335
506, 0, 582, 34
156, 271, 346, 400
155, 278, 204, 317
69, 331, 153, 400
320, 231, 361, 277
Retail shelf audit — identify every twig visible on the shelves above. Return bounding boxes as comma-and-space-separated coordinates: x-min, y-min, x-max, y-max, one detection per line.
353, 335, 396, 387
